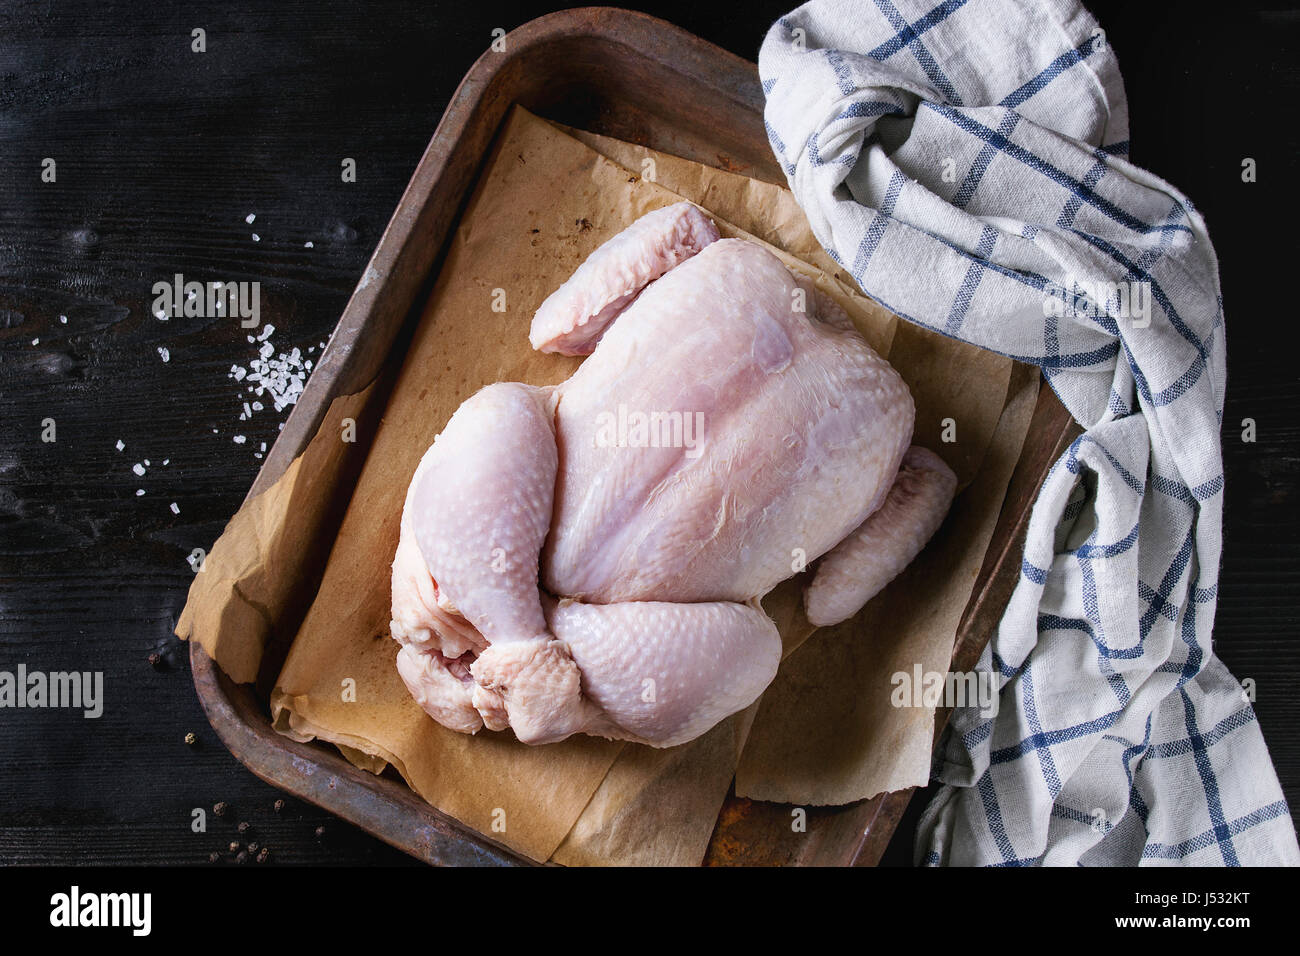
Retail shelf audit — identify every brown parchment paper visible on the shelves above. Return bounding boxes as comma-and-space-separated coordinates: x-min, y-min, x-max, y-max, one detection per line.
178, 103, 1037, 865
176, 383, 376, 683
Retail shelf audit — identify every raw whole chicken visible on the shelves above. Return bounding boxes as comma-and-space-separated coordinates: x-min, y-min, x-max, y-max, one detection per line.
390, 202, 957, 748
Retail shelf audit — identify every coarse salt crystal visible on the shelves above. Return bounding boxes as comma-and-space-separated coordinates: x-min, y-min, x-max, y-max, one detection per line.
31, 337, 39, 345
228, 331, 315, 430
304, 241, 314, 248
115, 440, 124, 452
136, 489, 145, 496
59, 315, 67, 324
251, 233, 260, 242
170, 502, 180, 514
246, 213, 256, 224
132, 463, 146, 476
156, 310, 168, 321
158, 346, 170, 362
233, 435, 247, 444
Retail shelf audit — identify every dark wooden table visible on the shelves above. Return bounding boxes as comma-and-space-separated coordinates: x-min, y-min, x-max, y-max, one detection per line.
2, 0, 1295, 866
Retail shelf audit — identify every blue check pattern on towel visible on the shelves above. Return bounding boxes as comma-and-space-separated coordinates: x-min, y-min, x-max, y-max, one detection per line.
759, 0, 1299, 865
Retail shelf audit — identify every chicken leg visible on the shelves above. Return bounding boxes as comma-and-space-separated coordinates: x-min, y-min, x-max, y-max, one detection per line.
391, 381, 563, 737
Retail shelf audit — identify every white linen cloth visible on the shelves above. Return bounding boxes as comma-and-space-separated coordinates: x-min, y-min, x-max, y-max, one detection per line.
758, 0, 1299, 865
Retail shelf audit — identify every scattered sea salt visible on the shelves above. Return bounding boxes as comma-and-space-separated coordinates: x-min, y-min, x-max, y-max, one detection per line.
132, 463, 146, 476
136, 489, 145, 496
59, 315, 67, 324
304, 241, 314, 248
157, 346, 170, 363
245, 213, 256, 224
31, 337, 39, 345
170, 502, 180, 515
155, 310, 168, 321
251, 233, 260, 242
220, 329, 317, 448
115, 440, 124, 452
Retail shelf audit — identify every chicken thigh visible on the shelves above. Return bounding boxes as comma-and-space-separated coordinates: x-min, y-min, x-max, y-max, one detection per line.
391, 202, 957, 747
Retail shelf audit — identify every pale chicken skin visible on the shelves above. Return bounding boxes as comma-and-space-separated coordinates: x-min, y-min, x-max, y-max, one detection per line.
390, 202, 956, 747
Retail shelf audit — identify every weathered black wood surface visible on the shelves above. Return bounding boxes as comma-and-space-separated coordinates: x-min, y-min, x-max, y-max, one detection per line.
1, 0, 1295, 865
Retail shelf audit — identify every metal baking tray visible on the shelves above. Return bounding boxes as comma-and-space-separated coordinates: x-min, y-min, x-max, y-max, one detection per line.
190, 5, 1079, 866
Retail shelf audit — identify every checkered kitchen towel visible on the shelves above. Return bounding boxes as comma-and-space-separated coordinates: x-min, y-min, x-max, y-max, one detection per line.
759, 0, 1300, 865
